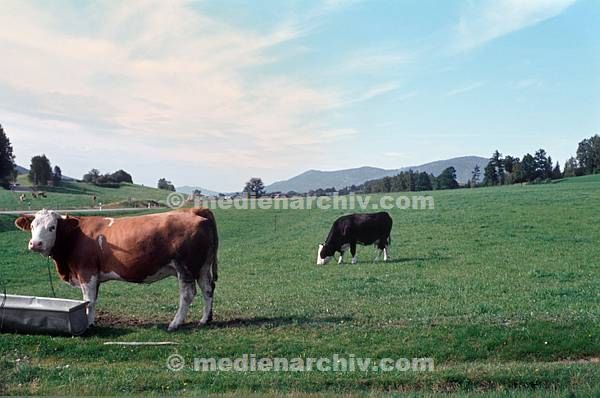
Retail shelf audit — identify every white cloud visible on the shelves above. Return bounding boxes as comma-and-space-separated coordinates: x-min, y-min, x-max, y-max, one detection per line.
347, 81, 402, 104
454, 0, 577, 51
445, 82, 485, 97
344, 47, 413, 73
0, 0, 352, 190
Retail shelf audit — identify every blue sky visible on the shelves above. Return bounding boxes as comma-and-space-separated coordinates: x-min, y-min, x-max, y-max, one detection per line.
0, 0, 598, 191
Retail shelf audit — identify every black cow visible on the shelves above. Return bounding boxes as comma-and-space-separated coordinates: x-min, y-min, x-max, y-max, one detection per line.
317, 212, 393, 265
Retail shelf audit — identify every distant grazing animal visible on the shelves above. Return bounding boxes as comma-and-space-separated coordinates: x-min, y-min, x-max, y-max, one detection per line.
19, 194, 26, 202
317, 212, 393, 265
31, 192, 38, 199
15, 208, 219, 331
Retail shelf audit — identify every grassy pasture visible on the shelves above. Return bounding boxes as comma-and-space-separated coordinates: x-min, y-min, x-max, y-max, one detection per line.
0, 180, 170, 211
0, 176, 599, 396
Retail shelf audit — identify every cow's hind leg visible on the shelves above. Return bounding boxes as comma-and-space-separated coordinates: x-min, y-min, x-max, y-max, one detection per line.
381, 236, 391, 261
168, 277, 197, 332
197, 265, 215, 326
374, 240, 383, 261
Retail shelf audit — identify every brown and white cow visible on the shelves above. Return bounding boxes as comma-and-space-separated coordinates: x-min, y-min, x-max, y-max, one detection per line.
15, 208, 218, 331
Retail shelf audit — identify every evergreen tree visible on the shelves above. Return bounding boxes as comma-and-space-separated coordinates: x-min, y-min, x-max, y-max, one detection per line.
471, 165, 481, 186
436, 167, 459, 189
515, 153, 536, 182
483, 161, 498, 186
552, 162, 562, 180
534, 149, 552, 180
52, 165, 62, 185
486, 150, 504, 184
415, 172, 433, 191
503, 155, 518, 174
0, 124, 16, 189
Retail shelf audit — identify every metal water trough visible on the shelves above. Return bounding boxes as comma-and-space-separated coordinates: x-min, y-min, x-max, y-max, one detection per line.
0, 294, 89, 336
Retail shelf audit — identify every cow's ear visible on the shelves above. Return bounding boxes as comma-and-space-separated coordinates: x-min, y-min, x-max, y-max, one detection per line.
58, 215, 80, 235
15, 215, 34, 231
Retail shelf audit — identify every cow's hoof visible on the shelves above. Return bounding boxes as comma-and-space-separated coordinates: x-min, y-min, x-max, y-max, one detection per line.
167, 323, 180, 332
199, 313, 213, 326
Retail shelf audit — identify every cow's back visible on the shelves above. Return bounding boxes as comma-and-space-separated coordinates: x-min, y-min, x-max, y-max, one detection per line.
346, 212, 392, 244
75, 209, 216, 282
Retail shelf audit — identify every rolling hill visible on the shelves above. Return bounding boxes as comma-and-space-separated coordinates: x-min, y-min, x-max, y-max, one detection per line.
266, 156, 488, 193
0, 180, 172, 211
176, 185, 221, 196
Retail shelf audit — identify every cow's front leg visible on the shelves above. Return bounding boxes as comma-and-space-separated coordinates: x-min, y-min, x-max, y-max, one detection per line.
339, 244, 350, 265
350, 242, 358, 264
383, 246, 391, 262
80, 275, 98, 326
168, 278, 197, 332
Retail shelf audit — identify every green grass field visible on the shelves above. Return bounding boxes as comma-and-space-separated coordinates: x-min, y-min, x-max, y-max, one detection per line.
0, 179, 171, 211
0, 176, 599, 396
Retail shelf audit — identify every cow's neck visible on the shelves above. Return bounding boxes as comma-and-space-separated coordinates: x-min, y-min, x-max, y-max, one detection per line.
325, 236, 342, 251
49, 232, 76, 283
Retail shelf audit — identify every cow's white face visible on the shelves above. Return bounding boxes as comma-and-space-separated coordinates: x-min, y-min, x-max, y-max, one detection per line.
316, 244, 332, 265
28, 209, 60, 256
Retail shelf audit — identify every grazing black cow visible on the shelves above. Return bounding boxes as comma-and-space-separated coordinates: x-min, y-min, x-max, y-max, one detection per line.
317, 212, 393, 265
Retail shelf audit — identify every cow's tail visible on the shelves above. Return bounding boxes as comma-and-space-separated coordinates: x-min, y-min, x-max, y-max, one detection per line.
193, 208, 219, 282
387, 214, 393, 247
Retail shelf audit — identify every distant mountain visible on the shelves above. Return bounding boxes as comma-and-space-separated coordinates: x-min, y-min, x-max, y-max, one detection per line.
266, 156, 488, 193
176, 186, 221, 196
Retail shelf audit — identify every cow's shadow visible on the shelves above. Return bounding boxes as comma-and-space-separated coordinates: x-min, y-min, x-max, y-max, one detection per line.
86, 314, 353, 337
208, 315, 353, 329
382, 255, 451, 264
359, 255, 451, 265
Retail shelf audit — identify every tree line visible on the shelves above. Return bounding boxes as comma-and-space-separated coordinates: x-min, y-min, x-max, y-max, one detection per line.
0, 122, 137, 189
0, 123, 64, 188
361, 167, 459, 193
478, 134, 599, 187
28, 155, 63, 186
244, 134, 599, 197
83, 168, 133, 187
1, 122, 599, 194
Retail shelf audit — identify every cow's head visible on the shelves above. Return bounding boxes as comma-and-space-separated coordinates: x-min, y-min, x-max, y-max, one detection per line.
316, 243, 333, 265
15, 209, 78, 256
